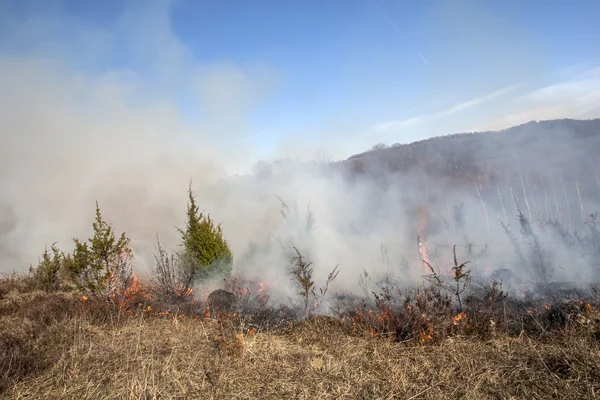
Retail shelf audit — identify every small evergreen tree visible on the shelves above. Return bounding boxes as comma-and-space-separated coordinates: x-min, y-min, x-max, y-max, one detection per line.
177, 183, 233, 283
29, 243, 63, 292
64, 202, 133, 299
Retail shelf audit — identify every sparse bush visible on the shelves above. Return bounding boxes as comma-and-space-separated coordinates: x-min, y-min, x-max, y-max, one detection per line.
29, 243, 63, 292
275, 197, 315, 262
518, 210, 554, 284
463, 279, 509, 338
290, 247, 339, 315
177, 183, 233, 284
0, 272, 36, 299
62, 202, 133, 301
424, 245, 471, 311
150, 237, 194, 304
502, 210, 554, 284
578, 212, 600, 278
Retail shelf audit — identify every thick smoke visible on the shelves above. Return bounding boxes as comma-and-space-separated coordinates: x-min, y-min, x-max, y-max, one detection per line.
2, 1, 600, 306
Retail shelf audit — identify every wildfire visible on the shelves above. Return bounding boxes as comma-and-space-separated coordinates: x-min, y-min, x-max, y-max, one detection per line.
173, 284, 193, 298
420, 326, 433, 343
453, 312, 467, 326
417, 205, 430, 270
124, 273, 143, 298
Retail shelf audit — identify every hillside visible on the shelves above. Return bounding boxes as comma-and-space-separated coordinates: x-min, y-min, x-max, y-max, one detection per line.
334, 117, 600, 244
343, 119, 600, 185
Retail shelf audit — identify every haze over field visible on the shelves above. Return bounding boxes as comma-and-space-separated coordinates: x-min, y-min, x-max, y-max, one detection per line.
1, 0, 600, 302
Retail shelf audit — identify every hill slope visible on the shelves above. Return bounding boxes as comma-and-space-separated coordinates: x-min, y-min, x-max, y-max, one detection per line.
342, 118, 600, 188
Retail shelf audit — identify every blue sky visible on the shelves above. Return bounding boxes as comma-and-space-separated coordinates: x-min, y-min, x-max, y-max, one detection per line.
1, 0, 600, 163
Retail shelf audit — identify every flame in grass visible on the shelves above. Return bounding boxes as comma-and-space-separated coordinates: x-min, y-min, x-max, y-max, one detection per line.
420, 327, 433, 343
124, 273, 143, 298
453, 312, 467, 326
173, 284, 193, 298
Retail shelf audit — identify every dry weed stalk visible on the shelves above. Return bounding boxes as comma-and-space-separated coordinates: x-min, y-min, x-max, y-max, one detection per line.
291, 247, 339, 316
151, 237, 195, 304
424, 245, 471, 311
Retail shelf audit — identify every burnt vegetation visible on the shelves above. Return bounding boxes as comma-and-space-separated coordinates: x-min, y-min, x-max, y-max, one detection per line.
2, 118, 600, 398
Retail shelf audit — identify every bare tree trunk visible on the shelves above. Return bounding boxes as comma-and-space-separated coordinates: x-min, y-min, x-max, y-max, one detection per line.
537, 168, 551, 223
507, 172, 518, 217
520, 172, 534, 224
549, 175, 563, 223
474, 178, 491, 236
574, 180, 585, 224
497, 183, 508, 224
559, 172, 572, 230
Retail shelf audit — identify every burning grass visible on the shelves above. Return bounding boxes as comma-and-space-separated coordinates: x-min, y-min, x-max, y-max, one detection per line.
1, 273, 600, 399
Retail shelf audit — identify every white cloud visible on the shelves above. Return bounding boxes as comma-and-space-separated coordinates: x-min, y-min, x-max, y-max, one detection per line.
371, 115, 427, 133
368, 65, 600, 142
435, 85, 519, 118
370, 84, 519, 135
472, 67, 600, 132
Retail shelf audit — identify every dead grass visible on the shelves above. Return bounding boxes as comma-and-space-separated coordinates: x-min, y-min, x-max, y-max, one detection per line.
1, 277, 600, 399
1, 299, 598, 398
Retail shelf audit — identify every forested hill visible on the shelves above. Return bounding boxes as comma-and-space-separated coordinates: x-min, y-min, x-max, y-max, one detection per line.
340, 118, 600, 188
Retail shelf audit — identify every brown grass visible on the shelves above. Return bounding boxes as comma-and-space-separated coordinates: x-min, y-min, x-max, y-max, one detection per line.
1, 278, 600, 399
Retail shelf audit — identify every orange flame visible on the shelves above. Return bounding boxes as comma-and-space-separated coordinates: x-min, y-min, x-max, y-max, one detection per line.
173, 284, 193, 298
124, 273, 142, 298
417, 205, 430, 269
453, 312, 467, 326
420, 327, 433, 343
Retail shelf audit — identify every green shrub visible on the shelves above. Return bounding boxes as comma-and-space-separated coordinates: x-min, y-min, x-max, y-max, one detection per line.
177, 184, 233, 283
63, 202, 133, 299
29, 244, 63, 292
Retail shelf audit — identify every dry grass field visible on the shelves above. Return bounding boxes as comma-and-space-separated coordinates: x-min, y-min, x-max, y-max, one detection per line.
1, 274, 599, 400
